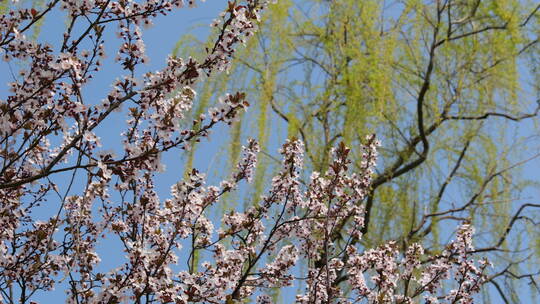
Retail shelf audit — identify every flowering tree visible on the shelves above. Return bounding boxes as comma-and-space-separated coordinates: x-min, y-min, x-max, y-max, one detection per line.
0, 0, 492, 303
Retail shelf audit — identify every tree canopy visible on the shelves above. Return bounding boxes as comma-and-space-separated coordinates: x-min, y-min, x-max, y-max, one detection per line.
176, 1, 540, 301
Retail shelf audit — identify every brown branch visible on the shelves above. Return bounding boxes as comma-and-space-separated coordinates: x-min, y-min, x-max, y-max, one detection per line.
408, 139, 471, 239
445, 100, 540, 121
489, 280, 509, 304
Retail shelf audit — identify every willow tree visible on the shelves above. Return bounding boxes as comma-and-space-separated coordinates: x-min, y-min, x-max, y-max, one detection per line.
176, 0, 540, 301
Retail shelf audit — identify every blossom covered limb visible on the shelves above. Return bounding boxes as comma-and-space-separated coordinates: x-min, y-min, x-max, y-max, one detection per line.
0, 1, 493, 303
